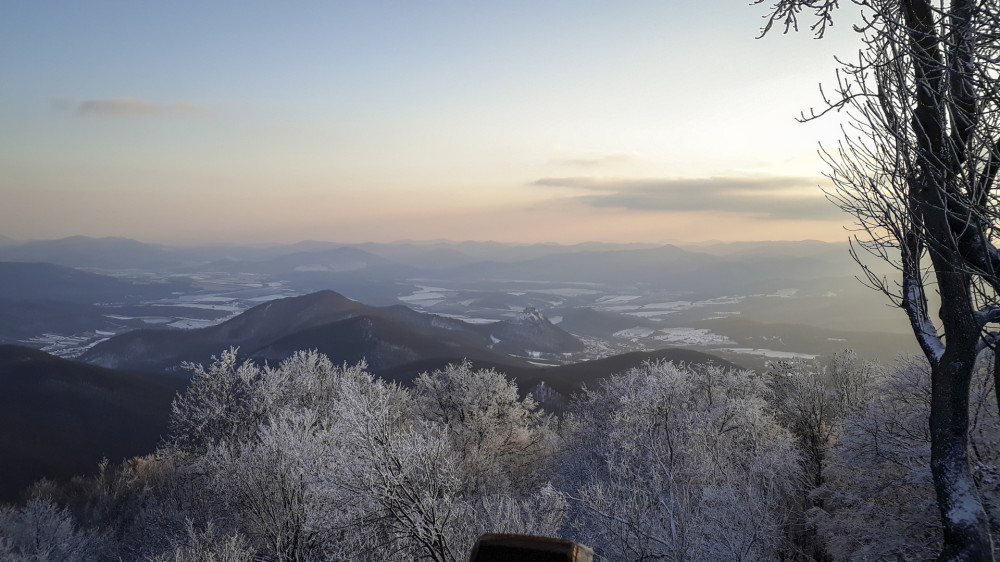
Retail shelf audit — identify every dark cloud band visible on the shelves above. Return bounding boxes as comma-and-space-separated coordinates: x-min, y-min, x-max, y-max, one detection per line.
63, 98, 210, 118
533, 176, 838, 220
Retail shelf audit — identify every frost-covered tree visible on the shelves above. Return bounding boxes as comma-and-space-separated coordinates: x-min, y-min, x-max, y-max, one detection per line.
198, 410, 331, 561
561, 361, 800, 561
411, 361, 558, 496
169, 348, 352, 454
0, 499, 105, 561
756, 0, 1000, 556
24, 450, 228, 560
146, 520, 254, 562
159, 351, 566, 561
766, 351, 879, 558
167, 351, 381, 559
814, 354, 1000, 560
332, 364, 565, 561
169, 348, 268, 454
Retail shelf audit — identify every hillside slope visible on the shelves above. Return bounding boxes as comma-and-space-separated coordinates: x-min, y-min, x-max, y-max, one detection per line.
0, 346, 186, 501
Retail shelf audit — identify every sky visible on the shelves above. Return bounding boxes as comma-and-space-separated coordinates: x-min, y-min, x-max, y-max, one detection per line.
1, 1, 865, 245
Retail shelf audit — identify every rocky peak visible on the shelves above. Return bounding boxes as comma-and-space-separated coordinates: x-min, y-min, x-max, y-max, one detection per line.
513, 306, 547, 325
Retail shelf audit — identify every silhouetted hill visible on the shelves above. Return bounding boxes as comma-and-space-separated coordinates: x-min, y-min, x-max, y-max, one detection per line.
380, 348, 743, 397
353, 242, 478, 269
251, 313, 521, 370
445, 244, 716, 286
80, 291, 582, 373
0, 346, 186, 502
0, 261, 185, 304
0, 236, 182, 270
81, 291, 365, 371
199, 246, 410, 277
428, 240, 868, 297
514, 348, 743, 395
0, 299, 110, 343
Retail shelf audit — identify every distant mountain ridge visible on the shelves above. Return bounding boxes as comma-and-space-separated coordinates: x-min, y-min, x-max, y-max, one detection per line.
80, 291, 584, 373
0, 261, 187, 304
0, 236, 178, 270
0, 237, 906, 354
0, 262, 198, 345
380, 347, 743, 396
194, 246, 409, 276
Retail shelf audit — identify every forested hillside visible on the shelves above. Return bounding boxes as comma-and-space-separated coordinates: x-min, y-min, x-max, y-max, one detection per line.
2, 348, 997, 560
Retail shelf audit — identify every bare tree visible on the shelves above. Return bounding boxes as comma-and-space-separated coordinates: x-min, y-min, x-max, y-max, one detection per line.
756, 0, 1000, 558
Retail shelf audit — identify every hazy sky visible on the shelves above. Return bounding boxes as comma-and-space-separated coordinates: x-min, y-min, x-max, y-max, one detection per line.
1, 1, 864, 245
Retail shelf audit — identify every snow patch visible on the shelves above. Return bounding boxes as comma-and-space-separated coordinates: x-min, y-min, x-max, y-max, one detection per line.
532, 287, 601, 297
771, 288, 798, 297
625, 310, 679, 318
398, 292, 447, 303
155, 303, 244, 312
168, 318, 217, 329
722, 348, 818, 359
946, 477, 985, 525
596, 295, 640, 304
613, 327, 657, 339
641, 301, 692, 310
905, 281, 945, 361
434, 313, 496, 324
398, 285, 448, 305
180, 295, 234, 303
655, 328, 735, 346
601, 305, 642, 312
247, 294, 290, 302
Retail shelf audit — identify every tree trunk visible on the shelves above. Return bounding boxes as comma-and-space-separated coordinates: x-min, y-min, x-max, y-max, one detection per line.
930, 353, 994, 561
930, 352, 993, 561
929, 266, 995, 561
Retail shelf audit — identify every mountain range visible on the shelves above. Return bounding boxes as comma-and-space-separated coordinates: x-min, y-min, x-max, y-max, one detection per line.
80, 290, 583, 373
0, 234, 924, 505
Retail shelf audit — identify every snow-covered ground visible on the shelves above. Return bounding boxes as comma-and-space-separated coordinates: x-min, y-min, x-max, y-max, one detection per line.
597, 295, 641, 304
398, 286, 448, 307
434, 313, 496, 325
532, 287, 602, 297
21, 333, 107, 358
655, 328, 735, 346
722, 348, 817, 359
613, 327, 658, 339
